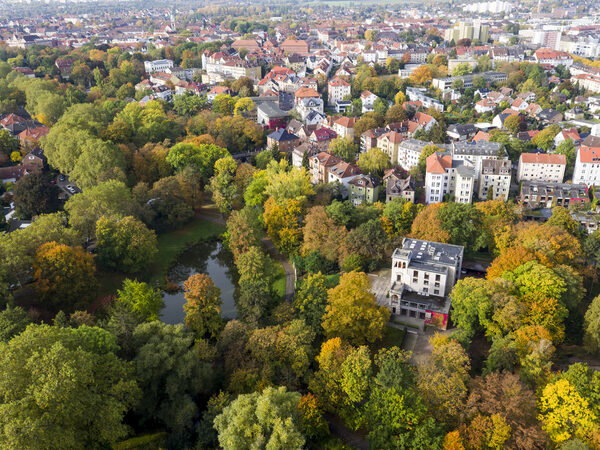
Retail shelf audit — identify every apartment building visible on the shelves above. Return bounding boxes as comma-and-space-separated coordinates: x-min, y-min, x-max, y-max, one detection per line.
405, 87, 444, 112
479, 159, 511, 201
397, 138, 438, 171
425, 152, 475, 204
573, 135, 600, 186
327, 77, 351, 105
432, 71, 507, 90
377, 130, 404, 163
384, 168, 415, 203
144, 59, 174, 73
517, 153, 566, 183
444, 21, 490, 43
385, 238, 464, 330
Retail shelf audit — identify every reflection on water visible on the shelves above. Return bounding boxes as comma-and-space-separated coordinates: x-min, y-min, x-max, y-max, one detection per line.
160, 240, 238, 324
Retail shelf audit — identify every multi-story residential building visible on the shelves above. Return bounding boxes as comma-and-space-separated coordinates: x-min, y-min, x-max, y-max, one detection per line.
384, 168, 415, 203
451, 140, 506, 189
309, 152, 361, 198
571, 73, 600, 94
573, 135, 600, 186
478, 159, 511, 201
432, 71, 507, 90
385, 238, 464, 330
517, 153, 566, 183
297, 98, 324, 121
396, 138, 436, 171
444, 21, 489, 43
425, 152, 475, 204
360, 90, 378, 113
405, 87, 444, 112
144, 59, 174, 73
377, 130, 404, 163
203, 53, 261, 82
267, 128, 300, 153
447, 124, 477, 141
327, 77, 351, 106
360, 128, 388, 152
349, 175, 381, 205
534, 48, 573, 68
520, 181, 588, 208
333, 116, 356, 139
309, 128, 338, 150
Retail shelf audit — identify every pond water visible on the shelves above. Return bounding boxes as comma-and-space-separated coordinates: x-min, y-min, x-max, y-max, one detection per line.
160, 240, 238, 324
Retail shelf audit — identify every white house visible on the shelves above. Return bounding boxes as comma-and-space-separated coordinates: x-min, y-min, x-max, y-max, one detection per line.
361, 90, 378, 113
425, 152, 475, 204
478, 159, 511, 201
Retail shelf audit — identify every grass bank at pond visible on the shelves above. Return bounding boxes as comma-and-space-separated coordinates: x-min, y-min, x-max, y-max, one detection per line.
150, 218, 225, 285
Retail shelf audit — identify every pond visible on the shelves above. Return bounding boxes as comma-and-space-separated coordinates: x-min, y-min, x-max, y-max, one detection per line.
160, 240, 238, 324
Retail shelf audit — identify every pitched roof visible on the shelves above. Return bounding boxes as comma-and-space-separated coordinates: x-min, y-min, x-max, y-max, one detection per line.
472, 131, 491, 143
520, 153, 566, 165
426, 152, 452, 174
294, 87, 320, 99
328, 76, 350, 87
334, 116, 356, 128
268, 128, 299, 142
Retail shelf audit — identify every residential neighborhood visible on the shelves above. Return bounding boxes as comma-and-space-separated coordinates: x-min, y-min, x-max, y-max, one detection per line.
1, 0, 600, 448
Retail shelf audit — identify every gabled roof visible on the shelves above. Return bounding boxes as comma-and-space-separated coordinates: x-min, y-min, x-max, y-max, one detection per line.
268, 128, 299, 142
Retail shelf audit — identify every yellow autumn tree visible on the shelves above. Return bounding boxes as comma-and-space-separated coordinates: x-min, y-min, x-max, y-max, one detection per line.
321, 271, 390, 346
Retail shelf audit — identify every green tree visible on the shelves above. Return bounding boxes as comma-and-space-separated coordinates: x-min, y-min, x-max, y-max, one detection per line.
183, 273, 223, 339
504, 114, 522, 134
438, 202, 484, 252
417, 335, 471, 425
329, 137, 358, 163
208, 156, 238, 213
294, 272, 329, 336
452, 62, 473, 76
556, 140, 576, 178
33, 241, 97, 313
212, 94, 236, 115
12, 172, 61, 219
214, 386, 305, 450
116, 279, 164, 321
322, 271, 391, 345
357, 147, 390, 176
547, 206, 581, 237
532, 125, 560, 151
132, 321, 214, 432
0, 128, 19, 158
0, 324, 140, 449
96, 215, 158, 272
584, 294, 600, 355
166, 142, 229, 182
65, 180, 136, 239
0, 306, 31, 342
449, 277, 494, 340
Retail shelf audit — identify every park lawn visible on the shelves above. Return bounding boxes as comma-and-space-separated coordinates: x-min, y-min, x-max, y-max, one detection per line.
149, 218, 225, 284
376, 325, 407, 351
272, 261, 287, 301
324, 273, 340, 288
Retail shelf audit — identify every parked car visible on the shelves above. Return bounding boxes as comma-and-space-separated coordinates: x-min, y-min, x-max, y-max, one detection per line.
58, 174, 66, 182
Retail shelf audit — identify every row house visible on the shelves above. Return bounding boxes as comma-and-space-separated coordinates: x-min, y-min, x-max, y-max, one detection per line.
478, 159, 511, 201
517, 153, 567, 183
308, 151, 361, 198
520, 181, 588, 208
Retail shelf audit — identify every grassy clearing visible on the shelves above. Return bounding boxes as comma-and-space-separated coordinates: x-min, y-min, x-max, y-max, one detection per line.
272, 261, 287, 301
149, 218, 225, 284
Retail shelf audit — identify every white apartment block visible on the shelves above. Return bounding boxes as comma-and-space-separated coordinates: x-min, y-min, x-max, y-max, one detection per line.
405, 87, 444, 112
396, 139, 437, 171
425, 152, 475, 204
144, 59, 174, 73
327, 77, 351, 105
479, 159, 511, 201
573, 136, 600, 186
517, 153, 566, 183
384, 238, 464, 329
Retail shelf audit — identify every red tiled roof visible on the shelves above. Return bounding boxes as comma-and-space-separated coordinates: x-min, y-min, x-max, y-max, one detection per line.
426, 153, 451, 174
520, 153, 566, 165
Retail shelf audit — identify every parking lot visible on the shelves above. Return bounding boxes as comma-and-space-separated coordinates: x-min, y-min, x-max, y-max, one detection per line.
56, 174, 80, 197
